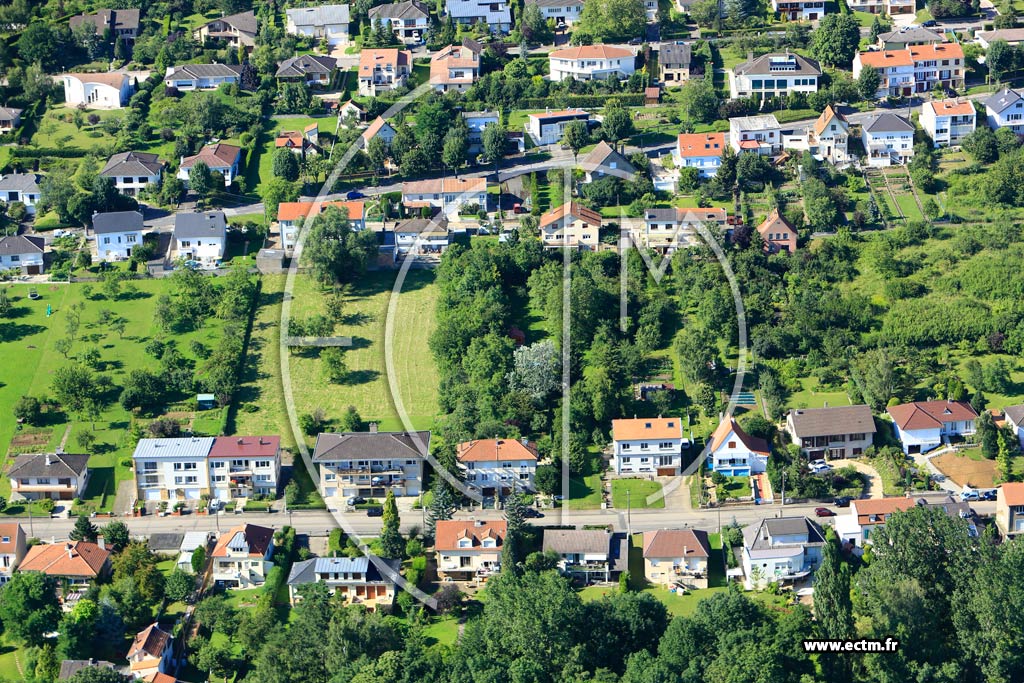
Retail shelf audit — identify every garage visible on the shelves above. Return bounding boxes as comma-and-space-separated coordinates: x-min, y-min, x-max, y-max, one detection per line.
25, 265, 40, 275
214, 489, 231, 501
145, 489, 163, 501
185, 489, 201, 500
324, 487, 337, 498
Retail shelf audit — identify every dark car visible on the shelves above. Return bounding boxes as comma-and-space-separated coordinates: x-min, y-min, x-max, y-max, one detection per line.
981, 490, 997, 501
346, 191, 366, 200
833, 496, 852, 507
922, 19, 937, 26
366, 506, 383, 517
628, 37, 643, 45
815, 507, 836, 517
346, 496, 366, 506
523, 508, 544, 518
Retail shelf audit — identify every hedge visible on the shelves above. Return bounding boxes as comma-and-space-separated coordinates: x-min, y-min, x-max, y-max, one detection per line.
519, 94, 646, 109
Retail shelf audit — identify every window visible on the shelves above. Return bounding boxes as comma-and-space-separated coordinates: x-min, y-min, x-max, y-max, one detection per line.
213, 475, 226, 483
211, 461, 225, 468
502, 462, 512, 468
9, 255, 17, 262
127, 233, 137, 243
728, 441, 736, 448
102, 237, 111, 245
255, 460, 271, 469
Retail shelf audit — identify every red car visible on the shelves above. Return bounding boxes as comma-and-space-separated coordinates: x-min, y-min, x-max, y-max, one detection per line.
814, 507, 836, 517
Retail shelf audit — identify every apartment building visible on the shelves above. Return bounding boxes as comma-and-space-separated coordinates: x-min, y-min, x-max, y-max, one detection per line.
610, 417, 688, 476
456, 438, 538, 494
785, 405, 876, 460
435, 520, 505, 580
920, 98, 976, 147
538, 201, 602, 249
853, 43, 964, 98
358, 48, 412, 97
729, 52, 821, 100
637, 207, 727, 252
287, 556, 399, 608
8, 452, 90, 501
312, 427, 430, 498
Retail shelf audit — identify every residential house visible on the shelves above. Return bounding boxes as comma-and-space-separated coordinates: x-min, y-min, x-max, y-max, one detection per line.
194, 11, 258, 48
610, 417, 687, 475
361, 116, 397, 146
985, 88, 1024, 135
0, 173, 40, 215
19, 541, 111, 585
0, 524, 26, 584
62, 73, 133, 109
92, 210, 144, 262
526, 109, 592, 146
996, 482, 1024, 537
637, 207, 727, 252
708, 417, 770, 476
771, 0, 826, 19
430, 43, 481, 92
877, 26, 945, 49
69, 8, 140, 41
580, 141, 636, 183
836, 496, 972, 547
285, 5, 352, 47
277, 200, 366, 252
659, 43, 692, 85
286, 556, 399, 608
853, 43, 964, 98
174, 211, 226, 268
177, 142, 242, 187
542, 530, 628, 583
808, 104, 850, 165
920, 97, 976, 147
211, 525, 275, 588
641, 529, 712, 588
358, 48, 412, 96
846, 0, 912, 14
673, 132, 725, 177
539, 201, 602, 249
456, 438, 538, 494
729, 114, 783, 155
401, 176, 488, 216
8, 452, 89, 500
164, 64, 243, 90
755, 208, 797, 254
339, 100, 366, 128
548, 45, 636, 82
729, 52, 821, 100
976, 28, 1024, 48
58, 660, 118, 681
445, 0, 512, 32
133, 437, 216, 503
312, 426, 430, 498
861, 113, 915, 167
462, 110, 499, 154
393, 217, 451, 256
368, 1, 431, 44
208, 436, 281, 500
741, 517, 825, 589
887, 399, 978, 454
435, 520, 505, 580
1004, 404, 1024, 447
276, 55, 337, 87
275, 129, 318, 159
0, 107, 22, 133
785, 405, 876, 460
525, 0, 584, 25
127, 623, 174, 680
0, 235, 44, 275
100, 151, 163, 197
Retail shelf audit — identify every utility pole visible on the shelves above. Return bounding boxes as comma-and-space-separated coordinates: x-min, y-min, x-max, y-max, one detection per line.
780, 471, 786, 512
626, 489, 632, 536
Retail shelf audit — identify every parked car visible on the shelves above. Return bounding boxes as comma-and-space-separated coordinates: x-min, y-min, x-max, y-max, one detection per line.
366, 506, 384, 516
960, 489, 980, 502
346, 191, 366, 200
814, 507, 836, 517
808, 459, 827, 471
981, 489, 997, 501
346, 496, 366, 506
922, 19, 937, 26
833, 496, 852, 507
930, 473, 946, 482
523, 508, 544, 518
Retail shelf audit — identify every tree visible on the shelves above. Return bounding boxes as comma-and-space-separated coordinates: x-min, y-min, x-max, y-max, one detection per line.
340, 405, 365, 432
504, 492, 528, 537
367, 135, 388, 174
165, 568, 194, 602
519, 2, 553, 43
112, 542, 165, 605
442, 126, 468, 174
272, 148, 300, 182
59, 597, 99, 660
70, 515, 99, 544
679, 76, 720, 124
379, 491, 404, 559
260, 177, 301, 224
507, 340, 560, 402
67, 667, 130, 683
0, 572, 62, 646
101, 521, 130, 552
321, 346, 348, 383
188, 161, 213, 197
17, 22, 60, 70
962, 126, 999, 163
810, 14, 861, 67
13, 396, 41, 425
813, 533, 854, 647
425, 482, 456, 541
577, 0, 646, 42
602, 103, 635, 143
562, 120, 589, 163
858, 66, 881, 100
303, 206, 379, 285
869, 15, 888, 42
191, 546, 207, 574
193, 638, 234, 683
535, 464, 559, 495
987, 39, 1014, 82
482, 122, 507, 175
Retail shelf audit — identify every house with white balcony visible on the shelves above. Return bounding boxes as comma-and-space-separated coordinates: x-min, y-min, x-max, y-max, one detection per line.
542, 530, 628, 583
539, 201, 601, 249
846, 0, 912, 14
729, 114, 783, 155
835, 496, 972, 548
861, 113, 915, 167
729, 52, 821, 100
854, 44, 964, 98
277, 200, 366, 253
402, 176, 488, 216
285, 5, 351, 47
785, 405, 876, 460
921, 98, 976, 147
435, 520, 505, 580
92, 210, 144, 262
132, 437, 215, 503
164, 64, 243, 90
770, 0, 826, 19
368, 1, 431, 44
985, 88, 1024, 135
275, 55, 337, 87
525, 0, 584, 25
358, 48, 412, 96
312, 426, 429, 498
708, 417, 770, 476
208, 436, 281, 501
642, 528, 712, 588
457, 438, 538, 495
741, 517, 825, 589
0, 173, 41, 215
0, 235, 44, 275
462, 110, 498, 154
673, 132, 725, 177
886, 399, 978, 454
211, 524, 275, 588
194, 10, 257, 48
808, 105, 850, 165
100, 151, 163, 197
0, 524, 26, 584
393, 217, 451, 256
178, 142, 242, 187
62, 72, 133, 109
287, 556, 399, 608
8, 452, 90, 501
445, 0, 512, 32
611, 417, 687, 475
173, 211, 226, 268
548, 45, 636, 82
430, 42, 481, 92
526, 109, 592, 146
637, 207, 727, 252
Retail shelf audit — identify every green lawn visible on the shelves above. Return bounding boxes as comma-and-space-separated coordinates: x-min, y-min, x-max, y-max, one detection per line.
611, 479, 664, 509
0, 634, 26, 681
579, 584, 788, 617
251, 116, 336, 194
567, 472, 603, 509
30, 106, 124, 150
422, 616, 460, 646
721, 475, 751, 499
786, 377, 852, 410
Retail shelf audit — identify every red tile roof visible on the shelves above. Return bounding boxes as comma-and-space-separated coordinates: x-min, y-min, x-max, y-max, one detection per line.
276, 200, 365, 222
209, 435, 280, 459
676, 133, 725, 159
434, 520, 506, 551
456, 439, 538, 463
887, 400, 978, 430
1001, 482, 1024, 506
128, 623, 171, 661
19, 541, 110, 578
642, 529, 711, 558
612, 417, 683, 441
539, 201, 601, 228
851, 498, 916, 525
709, 418, 770, 456
0, 524, 23, 556
550, 45, 633, 61
211, 524, 274, 558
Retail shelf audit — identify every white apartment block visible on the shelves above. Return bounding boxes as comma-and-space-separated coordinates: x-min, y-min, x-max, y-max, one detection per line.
610, 417, 688, 476
920, 98, 976, 147
456, 438, 538, 494
312, 428, 429, 498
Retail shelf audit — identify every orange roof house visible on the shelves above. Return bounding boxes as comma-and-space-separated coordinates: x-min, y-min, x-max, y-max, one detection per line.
676, 132, 725, 158
434, 520, 506, 580
456, 439, 538, 463
127, 623, 173, 678
708, 418, 770, 476
756, 208, 798, 254
19, 541, 111, 582
887, 399, 978, 454
612, 417, 684, 442
276, 200, 366, 225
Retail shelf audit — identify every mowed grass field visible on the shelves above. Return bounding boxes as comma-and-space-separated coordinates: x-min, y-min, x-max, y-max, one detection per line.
282, 270, 440, 439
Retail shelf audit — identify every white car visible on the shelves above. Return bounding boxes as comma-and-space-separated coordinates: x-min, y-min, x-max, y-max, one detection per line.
960, 489, 980, 502
808, 459, 827, 471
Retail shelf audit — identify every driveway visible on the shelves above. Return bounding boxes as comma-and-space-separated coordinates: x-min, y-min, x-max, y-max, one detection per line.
844, 459, 884, 499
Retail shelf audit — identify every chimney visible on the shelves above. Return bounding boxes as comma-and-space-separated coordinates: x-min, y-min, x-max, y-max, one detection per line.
97, 537, 105, 550
66, 543, 73, 559
237, 438, 244, 445
259, 437, 266, 445
747, 51, 753, 61
474, 519, 485, 527
369, 422, 378, 434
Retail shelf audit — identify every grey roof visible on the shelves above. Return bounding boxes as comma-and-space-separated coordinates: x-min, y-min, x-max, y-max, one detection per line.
921, 495, 971, 519
0, 173, 41, 194
659, 42, 691, 68
984, 88, 1024, 114
101, 151, 163, 178
731, 114, 782, 131
1005, 404, 1024, 425
180, 531, 211, 552
445, 0, 511, 24
203, 10, 258, 35
542, 529, 614, 555
734, 52, 820, 77
286, 4, 351, 27
394, 217, 450, 235
58, 660, 116, 681
369, 0, 431, 20
166, 63, 244, 80
977, 28, 1024, 43
312, 430, 431, 462
174, 211, 227, 239
525, 0, 583, 7
462, 110, 498, 120
146, 533, 185, 551
0, 234, 43, 256
580, 141, 636, 177
92, 210, 143, 235
787, 405, 876, 438
743, 516, 825, 553
287, 556, 400, 585
863, 113, 914, 133
276, 55, 338, 78
69, 8, 140, 33
132, 437, 216, 460
0, 107, 21, 121
8, 452, 89, 480
876, 26, 944, 45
